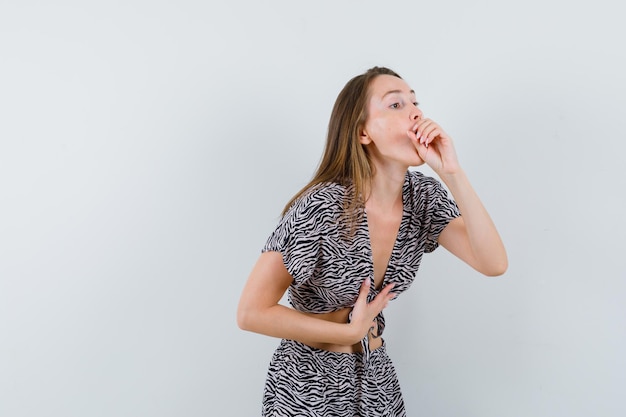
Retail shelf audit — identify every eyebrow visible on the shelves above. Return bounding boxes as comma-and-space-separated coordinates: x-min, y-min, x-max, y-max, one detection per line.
381, 89, 416, 99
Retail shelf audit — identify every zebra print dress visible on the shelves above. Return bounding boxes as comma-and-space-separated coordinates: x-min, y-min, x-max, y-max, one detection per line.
261, 170, 460, 416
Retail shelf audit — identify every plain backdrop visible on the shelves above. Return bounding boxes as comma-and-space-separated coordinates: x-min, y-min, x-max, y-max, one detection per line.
1, 1, 625, 416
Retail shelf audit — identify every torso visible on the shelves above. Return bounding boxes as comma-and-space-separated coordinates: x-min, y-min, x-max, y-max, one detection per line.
305, 199, 403, 353
263, 171, 459, 354
365, 201, 403, 289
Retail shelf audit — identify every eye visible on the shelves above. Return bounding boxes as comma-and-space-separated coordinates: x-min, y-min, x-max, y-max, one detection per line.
390, 103, 400, 109
413, 102, 419, 107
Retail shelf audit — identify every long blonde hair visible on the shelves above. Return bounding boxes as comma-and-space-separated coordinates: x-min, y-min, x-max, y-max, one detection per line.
282, 66, 402, 225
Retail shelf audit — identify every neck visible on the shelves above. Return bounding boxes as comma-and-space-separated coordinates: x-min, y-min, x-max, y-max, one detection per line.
365, 167, 406, 210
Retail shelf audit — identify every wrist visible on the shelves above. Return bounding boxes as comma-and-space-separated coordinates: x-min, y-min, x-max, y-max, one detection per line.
438, 168, 466, 185
345, 322, 365, 345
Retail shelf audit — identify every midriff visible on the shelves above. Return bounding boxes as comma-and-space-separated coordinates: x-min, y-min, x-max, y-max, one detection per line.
301, 307, 383, 353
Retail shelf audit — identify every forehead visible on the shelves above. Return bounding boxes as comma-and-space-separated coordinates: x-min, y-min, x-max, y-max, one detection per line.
368, 74, 414, 99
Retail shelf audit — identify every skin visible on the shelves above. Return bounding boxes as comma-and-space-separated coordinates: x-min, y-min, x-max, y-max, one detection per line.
237, 74, 508, 352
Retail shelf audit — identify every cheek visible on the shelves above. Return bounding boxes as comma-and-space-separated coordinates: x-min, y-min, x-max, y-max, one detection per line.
368, 119, 397, 142
367, 118, 386, 135
365, 115, 409, 150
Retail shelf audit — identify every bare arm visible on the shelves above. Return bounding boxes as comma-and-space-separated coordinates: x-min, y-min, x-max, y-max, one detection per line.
438, 170, 508, 276
236, 251, 395, 345
409, 119, 508, 276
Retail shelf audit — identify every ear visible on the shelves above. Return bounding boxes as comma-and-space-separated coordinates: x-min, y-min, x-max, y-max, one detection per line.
359, 126, 372, 145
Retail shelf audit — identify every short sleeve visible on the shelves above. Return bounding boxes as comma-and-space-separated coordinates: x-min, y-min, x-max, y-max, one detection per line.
422, 176, 461, 253
262, 192, 329, 286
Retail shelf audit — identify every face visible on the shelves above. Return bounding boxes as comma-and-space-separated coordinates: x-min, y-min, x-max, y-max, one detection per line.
360, 74, 424, 168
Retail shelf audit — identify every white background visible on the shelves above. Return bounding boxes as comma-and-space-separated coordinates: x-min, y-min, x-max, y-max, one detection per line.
1, 1, 625, 416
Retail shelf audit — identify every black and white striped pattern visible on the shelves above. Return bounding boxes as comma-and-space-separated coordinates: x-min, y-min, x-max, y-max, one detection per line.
263, 339, 405, 417
261, 170, 460, 416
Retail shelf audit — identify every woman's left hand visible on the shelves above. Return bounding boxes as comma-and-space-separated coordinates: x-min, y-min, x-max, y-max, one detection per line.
407, 118, 460, 175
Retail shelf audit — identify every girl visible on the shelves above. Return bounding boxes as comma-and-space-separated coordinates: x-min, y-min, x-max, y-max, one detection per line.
237, 66, 507, 416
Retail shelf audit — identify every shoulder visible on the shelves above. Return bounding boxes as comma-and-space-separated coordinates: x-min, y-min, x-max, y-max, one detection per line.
405, 170, 445, 195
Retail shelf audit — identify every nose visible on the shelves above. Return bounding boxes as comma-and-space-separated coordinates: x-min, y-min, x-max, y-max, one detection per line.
410, 105, 422, 121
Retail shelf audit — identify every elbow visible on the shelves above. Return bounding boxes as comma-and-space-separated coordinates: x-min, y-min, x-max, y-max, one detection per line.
484, 266, 507, 277
236, 304, 254, 331
476, 244, 508, 277
482, 257, 508, 277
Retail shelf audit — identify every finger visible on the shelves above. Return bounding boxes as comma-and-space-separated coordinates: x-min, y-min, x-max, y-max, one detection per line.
380, 282, 395, 295
381, 284, 398, 305
408, 125, 422, 144
409, 131, 431, 152
415, 118, 434, 139
415, 117, 432, 129
425, 130, 442, 147
420, 122, 440, 142
407, 129, 423, 150
372, 295, 394, 314
416, 140, 430, 160
418, 119, 439, 145
356, 277, 371, 303
411, 118, 430, 134
371, 283, 395, 306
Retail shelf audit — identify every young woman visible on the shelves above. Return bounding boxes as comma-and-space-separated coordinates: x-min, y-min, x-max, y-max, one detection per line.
237, 66, 507, 416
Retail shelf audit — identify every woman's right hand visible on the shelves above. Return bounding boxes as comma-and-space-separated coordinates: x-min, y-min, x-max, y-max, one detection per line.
347, 278, 395, 344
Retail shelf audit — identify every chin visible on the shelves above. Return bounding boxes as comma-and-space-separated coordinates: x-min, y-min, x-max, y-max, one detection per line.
410, 157, 426, 167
